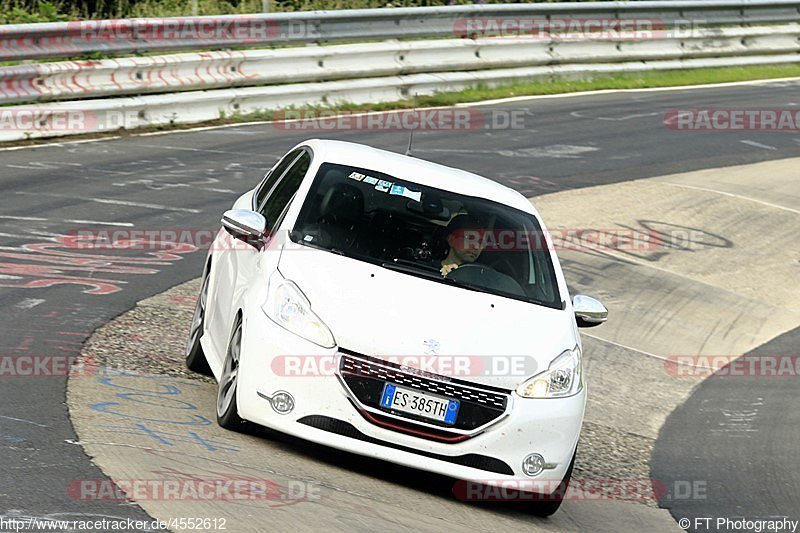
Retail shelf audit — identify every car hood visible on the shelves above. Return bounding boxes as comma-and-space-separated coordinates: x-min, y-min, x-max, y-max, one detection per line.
278, 246, 576, 389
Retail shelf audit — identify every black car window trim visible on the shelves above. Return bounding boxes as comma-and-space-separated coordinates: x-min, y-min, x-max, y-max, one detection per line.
252, 148, 305, 212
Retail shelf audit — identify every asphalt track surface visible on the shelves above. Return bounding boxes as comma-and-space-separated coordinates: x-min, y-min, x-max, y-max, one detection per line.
1, 79, 799, 526
652, 329, 800, 531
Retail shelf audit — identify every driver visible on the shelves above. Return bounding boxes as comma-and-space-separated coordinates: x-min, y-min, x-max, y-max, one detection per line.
440, 214, 487, 276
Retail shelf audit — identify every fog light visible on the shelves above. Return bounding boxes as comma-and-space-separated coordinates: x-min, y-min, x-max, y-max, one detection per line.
270, 391, 295, 414
522, 453, 545, 477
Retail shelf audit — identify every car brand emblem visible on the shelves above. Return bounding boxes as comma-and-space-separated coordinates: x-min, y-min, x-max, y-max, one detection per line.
422, 339, 440, 355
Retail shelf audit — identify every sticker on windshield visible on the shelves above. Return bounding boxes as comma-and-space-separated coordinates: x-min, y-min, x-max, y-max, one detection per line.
363, 176, 379, 185
389, 184, 422, 202
375, 180, 392, 193
303, 234, 314, 242
348, 172, 366, 181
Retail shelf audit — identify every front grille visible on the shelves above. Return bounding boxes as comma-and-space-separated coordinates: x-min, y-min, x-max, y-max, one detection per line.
338, 350, 510, 433
298, 415, 514, 475
340, 352, 509, 409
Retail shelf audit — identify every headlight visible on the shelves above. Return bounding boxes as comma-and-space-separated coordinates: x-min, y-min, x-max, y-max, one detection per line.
516, 346, 582, 399
261, 270, 336, 348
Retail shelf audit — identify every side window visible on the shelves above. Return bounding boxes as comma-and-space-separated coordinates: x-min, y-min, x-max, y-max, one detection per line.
260, 151, 311, 232
254, 149, 303, 211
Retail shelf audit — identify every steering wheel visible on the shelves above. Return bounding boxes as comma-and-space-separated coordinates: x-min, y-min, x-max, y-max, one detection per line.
447, 263, 495, 275
447, 263, 526, 297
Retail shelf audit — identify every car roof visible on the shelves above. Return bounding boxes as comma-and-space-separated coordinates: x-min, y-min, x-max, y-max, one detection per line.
302, 139, 537, 215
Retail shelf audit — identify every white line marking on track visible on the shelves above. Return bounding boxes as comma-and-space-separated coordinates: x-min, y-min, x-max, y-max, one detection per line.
657, 181, 800, 215
418, 145, 598, 158
582, 333, 717, 369
0, 136, 122, 152
570, 110, 661, 121
85, 197, 201, 213
0, 231, 59, 241
136, 122, 273, 137
64, 219, 135, 227
740, 140, 777, 151
0, 215, 47, 221
0, 415, 49, 428
15, 192, 201, 214
15, 298, 45, 309
0, 215, 134, 227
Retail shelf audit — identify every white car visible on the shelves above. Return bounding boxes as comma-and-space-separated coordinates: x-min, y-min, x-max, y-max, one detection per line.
186, 139, 607, 515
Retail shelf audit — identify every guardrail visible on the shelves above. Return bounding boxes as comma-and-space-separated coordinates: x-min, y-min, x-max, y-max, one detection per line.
2, 0, 800, 62
3, 24, 799, 105
1, 1, 799, 142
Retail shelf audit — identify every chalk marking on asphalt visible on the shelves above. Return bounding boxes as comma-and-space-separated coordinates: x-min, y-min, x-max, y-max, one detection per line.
740, 140, 777, 151
0, 415, 49, 428
656, 181, 800, 215
65, 438, 377, 498
2, 78, 800, 152
15, 192, 201, 214
15, 298, 45, 309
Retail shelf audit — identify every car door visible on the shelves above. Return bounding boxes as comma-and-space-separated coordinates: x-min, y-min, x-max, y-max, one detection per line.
229, 148, 312, 336
206, 148, 306, 360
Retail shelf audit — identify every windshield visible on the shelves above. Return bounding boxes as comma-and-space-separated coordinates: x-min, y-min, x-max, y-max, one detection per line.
291, 163, 563, 309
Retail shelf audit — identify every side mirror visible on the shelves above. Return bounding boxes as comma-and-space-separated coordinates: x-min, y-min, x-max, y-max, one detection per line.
573, 295, 608, 328
221, 209, 267, 249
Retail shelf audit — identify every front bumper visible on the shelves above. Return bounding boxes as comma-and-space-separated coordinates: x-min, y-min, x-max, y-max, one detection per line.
236, 313, 585, 493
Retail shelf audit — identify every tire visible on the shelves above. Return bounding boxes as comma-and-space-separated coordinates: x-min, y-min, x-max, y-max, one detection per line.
185, 272, 212, 376
216, 316, 247, 431
529, 449, 576, 517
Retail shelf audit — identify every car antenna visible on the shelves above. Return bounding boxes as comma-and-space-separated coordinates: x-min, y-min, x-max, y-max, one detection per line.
405, 121, 414, 157
405, 95, 417, 157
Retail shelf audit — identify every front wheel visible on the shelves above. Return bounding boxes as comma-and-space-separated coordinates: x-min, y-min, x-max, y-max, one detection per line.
185, 273, 212, 375
216, 316, 246, 431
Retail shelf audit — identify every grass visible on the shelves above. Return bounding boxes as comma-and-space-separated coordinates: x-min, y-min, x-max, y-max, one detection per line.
0, 0, 569, 24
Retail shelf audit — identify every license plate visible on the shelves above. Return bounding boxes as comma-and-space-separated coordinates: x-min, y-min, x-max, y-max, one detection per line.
379, 383, 459, 425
